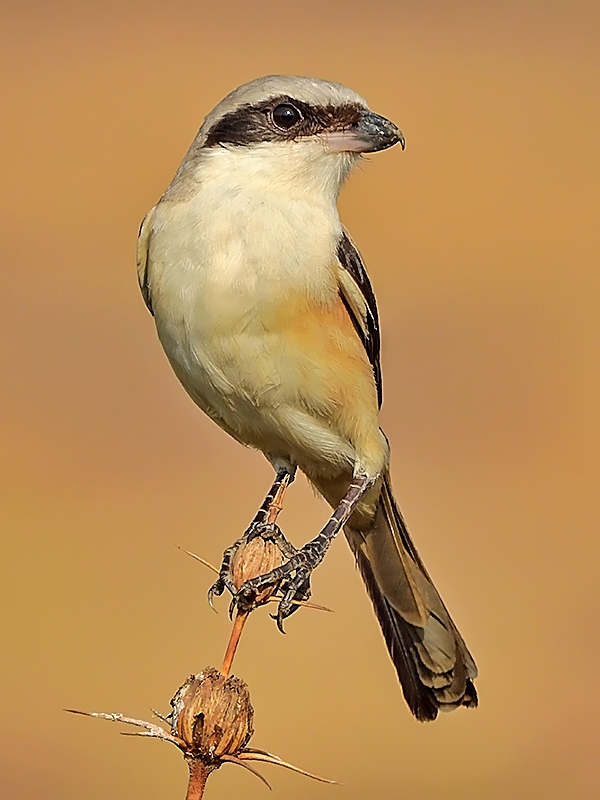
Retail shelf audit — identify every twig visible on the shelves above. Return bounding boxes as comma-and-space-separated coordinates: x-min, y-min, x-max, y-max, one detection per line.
63, 709, 185, 748
239, 750, 340, 784
221, 610, 250, 677
266, 474, 290, 524
185, 759, 212, 800
266, 596, 333, 613
177, 547, 219, 574
221, 755, 272, 789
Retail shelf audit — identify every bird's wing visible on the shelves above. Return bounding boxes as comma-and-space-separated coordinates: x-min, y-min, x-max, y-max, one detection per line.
136, 207, 156, 316
336, 231, 382, 407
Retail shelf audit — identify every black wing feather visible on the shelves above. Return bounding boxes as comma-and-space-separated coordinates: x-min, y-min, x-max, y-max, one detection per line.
337, 232, 382, 407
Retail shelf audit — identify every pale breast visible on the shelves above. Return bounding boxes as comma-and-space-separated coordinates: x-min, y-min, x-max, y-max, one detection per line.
143, 154, 384, 476
147, 179, 341, 406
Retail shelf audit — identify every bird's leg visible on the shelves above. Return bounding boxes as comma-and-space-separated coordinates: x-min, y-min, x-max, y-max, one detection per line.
235, 472, 376, 630
208, 467, 296, 606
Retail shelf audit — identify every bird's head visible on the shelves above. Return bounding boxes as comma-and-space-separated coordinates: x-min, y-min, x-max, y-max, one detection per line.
170, 76, 403, 200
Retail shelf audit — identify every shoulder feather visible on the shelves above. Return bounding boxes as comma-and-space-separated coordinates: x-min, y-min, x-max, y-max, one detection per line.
136, 207, 156, 316
336, 231, 382, 407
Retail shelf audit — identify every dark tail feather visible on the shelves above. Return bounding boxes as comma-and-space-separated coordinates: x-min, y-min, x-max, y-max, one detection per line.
346, 472, 478, 721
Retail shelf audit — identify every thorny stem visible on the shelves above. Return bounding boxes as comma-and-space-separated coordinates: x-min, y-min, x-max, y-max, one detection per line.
221, 609, 249, 677
221, 473, 291, 678
66, 469, 340, 798
266, 472, 290, 524
185, 759, 212, 800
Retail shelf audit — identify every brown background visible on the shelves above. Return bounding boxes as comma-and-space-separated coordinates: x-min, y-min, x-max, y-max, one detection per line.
1, 1, 599, 798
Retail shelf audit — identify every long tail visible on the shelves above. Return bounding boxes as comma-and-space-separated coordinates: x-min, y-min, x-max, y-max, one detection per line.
345, 471, 478, 721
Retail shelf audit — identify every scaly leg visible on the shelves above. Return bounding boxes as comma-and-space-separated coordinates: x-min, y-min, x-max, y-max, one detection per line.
236, 472, 376, 631
208, 466, 296, 608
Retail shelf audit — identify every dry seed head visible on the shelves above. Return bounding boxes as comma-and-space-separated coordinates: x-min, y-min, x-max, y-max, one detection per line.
66, 667, 337, 791
170, 667, 253, 761
230, 535, 284, 604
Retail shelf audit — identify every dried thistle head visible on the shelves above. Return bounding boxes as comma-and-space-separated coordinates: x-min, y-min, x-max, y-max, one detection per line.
170, 667, 253, 761
230, 533, 285, 606
66, 665, 337, 796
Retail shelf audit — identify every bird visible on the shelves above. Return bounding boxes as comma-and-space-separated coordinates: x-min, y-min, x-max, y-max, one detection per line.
137, 75, 478, 721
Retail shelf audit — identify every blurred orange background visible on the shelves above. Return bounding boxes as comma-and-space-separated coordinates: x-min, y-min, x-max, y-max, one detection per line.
1, 1, 599, 798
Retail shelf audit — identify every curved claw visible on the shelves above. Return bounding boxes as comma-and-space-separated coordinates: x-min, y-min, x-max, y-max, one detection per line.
231, 538, 316, 627
275, 610, 287, 634
232, 582, 259, 616
269, 576, 312, 632
273, 606, 291, 631
208, 597, 219, 614
207, 580, 224, 612
274, 590, 293, 632
228, 595, 238, 620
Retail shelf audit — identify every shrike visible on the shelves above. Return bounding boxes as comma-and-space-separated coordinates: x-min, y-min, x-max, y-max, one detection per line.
137, 75, 477, 721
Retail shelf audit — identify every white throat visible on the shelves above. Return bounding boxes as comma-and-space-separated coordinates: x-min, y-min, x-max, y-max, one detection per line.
194, 139, 358, 204
157, 142, 355, 294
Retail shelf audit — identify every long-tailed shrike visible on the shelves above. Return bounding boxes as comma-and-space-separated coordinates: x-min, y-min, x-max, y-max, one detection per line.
137, 75, 477, 721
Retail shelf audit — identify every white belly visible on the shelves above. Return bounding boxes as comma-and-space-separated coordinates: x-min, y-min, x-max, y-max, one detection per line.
145, 186, 366, 474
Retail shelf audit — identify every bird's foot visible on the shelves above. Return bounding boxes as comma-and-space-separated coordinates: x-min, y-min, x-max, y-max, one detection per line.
246, 520, 297, 557
208, 521, 296, 615
235, 539, 327, 632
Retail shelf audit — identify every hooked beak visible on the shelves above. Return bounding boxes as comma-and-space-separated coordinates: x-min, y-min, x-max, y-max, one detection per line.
323, 111, 405, 154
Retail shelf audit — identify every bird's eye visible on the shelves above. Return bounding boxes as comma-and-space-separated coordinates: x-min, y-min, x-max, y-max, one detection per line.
271, 103, 302, 130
